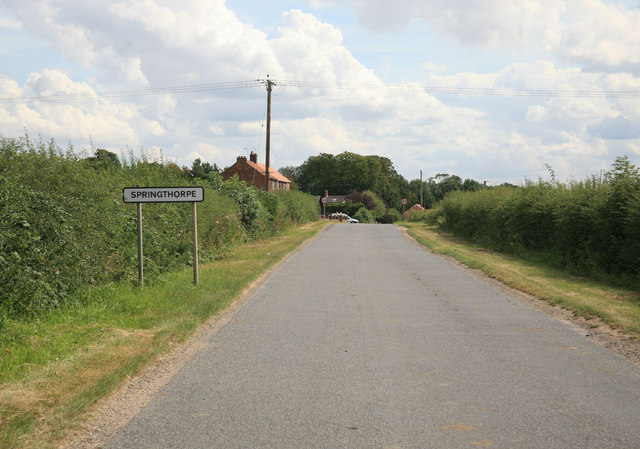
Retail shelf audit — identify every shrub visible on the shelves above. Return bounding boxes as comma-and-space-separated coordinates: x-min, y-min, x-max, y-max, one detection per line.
354, 207, 373, 223
379, 208, 402, 224
276, 190, 320, 224
0, 135, 317, 319
439, 157, 640, 278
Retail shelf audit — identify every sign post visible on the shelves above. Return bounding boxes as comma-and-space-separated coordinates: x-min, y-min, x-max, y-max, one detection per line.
321, 196, 327, 218
123, 186, 205, 285
137, 190, 144, 285
401, 198, 407, 216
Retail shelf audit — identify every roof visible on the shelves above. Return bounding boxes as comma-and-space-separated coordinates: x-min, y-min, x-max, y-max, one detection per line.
315, 195, 347, 203
245, 160, 291, 183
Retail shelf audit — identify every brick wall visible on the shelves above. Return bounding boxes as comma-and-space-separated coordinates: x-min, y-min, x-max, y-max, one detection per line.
222, 157, 290, 192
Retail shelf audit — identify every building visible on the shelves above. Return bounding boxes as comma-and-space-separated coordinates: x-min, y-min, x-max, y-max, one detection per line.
221, 151, 291, 192
403, 203, 424, 219
314, 194, 347, 204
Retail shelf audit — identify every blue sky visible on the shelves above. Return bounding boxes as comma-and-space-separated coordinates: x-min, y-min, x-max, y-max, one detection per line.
0, 0, 639, 185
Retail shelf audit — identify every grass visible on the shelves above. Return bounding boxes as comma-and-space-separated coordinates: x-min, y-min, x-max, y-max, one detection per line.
0, 221, 327, 449
401, 222, 640, 337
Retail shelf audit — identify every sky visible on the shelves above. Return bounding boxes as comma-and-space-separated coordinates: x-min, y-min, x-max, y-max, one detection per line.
0, 0, 639, 185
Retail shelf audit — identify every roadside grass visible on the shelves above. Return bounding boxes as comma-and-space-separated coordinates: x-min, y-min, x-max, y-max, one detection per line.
401, 222, 640, 338
0, 221, 327, 449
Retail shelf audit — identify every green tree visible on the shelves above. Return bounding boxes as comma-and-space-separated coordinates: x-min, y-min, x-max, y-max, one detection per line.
278, 166, 301, 190
84, 149, 121, 169
190, 158, 220, 181
296, 153, 340, 195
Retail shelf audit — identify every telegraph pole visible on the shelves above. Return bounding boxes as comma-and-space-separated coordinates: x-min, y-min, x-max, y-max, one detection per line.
420, 170, 423, 207
265, 76, 273, 191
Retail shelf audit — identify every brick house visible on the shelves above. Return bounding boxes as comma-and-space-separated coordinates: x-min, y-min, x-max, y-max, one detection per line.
221, 151, 291, 192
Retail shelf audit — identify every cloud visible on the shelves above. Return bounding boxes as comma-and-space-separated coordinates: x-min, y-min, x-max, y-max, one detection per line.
0, 0, 638, 185
0, 69, 140, 147
588, 116, 640, 140
0, 13, 21, 29
545, 0, 640, 72
334, 0, 640, 73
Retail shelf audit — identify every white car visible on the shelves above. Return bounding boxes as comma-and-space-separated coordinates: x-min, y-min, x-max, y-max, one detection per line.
330, 212, 359, 223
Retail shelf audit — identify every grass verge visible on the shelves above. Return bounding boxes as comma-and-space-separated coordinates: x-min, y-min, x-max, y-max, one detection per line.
0, 221, 327, 449
401, 222, 640, 338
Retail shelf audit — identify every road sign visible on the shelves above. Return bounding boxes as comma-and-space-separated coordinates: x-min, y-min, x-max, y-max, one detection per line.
123, 186, 204, 286
123, 186, 204, 203
402, 198, 407, 205
322, 197, 327, 203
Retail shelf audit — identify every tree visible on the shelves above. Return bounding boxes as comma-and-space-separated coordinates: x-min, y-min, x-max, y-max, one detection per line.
189, 158, 220, 181
432, 174, 463, 202
463, 178, 483, 192
296, 153, 339, 195
85, 149, 121, 169
278, 166, 301, 190
408, 179, 435, 209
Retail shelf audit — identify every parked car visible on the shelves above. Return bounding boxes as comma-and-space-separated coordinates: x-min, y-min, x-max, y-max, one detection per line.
329, 213, 359, 223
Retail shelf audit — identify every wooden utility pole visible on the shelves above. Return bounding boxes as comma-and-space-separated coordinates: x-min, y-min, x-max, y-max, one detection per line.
420, 170, 423, 207
265, 77, 273, 191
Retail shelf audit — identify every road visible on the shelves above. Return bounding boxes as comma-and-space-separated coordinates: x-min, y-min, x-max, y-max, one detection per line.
105, 224, 640, 449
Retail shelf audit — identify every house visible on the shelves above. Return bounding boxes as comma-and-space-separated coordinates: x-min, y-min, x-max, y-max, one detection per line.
403, 203, 424, 219
314, 194, 347, 204
222, 151, 291, 192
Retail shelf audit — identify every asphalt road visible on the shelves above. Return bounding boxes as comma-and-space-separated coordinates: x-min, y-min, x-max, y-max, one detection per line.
105, 224, 640, 449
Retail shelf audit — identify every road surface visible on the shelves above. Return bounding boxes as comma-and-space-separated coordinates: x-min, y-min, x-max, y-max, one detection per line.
106, 224, 640, 448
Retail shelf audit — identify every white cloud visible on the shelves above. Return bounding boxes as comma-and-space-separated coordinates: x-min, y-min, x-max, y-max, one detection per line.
0, 13, 20, 29
0, 0, 638, 184
0, 69, 139, 147
547, 0, 640, 71
336, 0, 640, 73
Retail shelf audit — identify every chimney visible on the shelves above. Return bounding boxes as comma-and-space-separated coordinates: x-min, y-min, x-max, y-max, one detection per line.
250, 151, 258, 163
237, 156, 247, 163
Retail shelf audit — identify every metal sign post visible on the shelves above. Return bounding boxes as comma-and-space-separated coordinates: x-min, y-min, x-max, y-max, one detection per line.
192, 201, 199, 285
123, 186, 205, 286
137, 194, 144, 285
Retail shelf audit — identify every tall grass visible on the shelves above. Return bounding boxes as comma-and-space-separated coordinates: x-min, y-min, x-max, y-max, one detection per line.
439, 157, 640, 281
0, 135, 318, 322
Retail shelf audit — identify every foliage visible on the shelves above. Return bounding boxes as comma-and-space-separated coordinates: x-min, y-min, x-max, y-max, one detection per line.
363, 190, 387, 221
438, 157, 640, 279
379, 208, 402, 224
293, 151, 482, 211
189, 158, 221, 183
220, 175, 269, 237
276, 190, 320, 224
353, 207, 373, 223
0, 135, 318, 321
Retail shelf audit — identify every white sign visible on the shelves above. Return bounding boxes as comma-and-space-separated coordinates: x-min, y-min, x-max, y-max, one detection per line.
123, 186, 204, 203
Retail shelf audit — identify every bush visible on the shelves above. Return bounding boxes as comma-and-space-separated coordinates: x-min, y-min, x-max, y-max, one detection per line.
439, 157, 640, 278
354, 207, 373, 223
276, 190, 321, 224
379, 208, 402, 224
0, 135, 317, 319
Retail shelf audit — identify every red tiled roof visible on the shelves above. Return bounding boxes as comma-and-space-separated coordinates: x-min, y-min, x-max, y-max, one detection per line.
246, 160, 291, 183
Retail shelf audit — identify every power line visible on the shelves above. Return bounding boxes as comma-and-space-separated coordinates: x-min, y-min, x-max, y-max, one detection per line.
0, 80, 264, 104
270, 79, 640, 99
0, 78, 638, 104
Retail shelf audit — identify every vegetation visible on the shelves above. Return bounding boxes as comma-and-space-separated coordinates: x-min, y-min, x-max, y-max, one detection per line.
437, 157, 640, 280
284, 151, 484, 216
0, 134, 318, 323
0, 221, 326, 449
